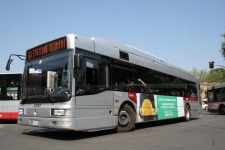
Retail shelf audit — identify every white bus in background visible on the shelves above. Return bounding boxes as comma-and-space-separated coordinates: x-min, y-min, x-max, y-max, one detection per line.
6, 34, 201, 132
0, 73, 22, 120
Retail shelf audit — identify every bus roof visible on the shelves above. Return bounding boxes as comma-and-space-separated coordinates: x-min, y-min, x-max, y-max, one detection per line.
90, 36, 198, 83
92, 37, 191, 74
208, 83, 225, 90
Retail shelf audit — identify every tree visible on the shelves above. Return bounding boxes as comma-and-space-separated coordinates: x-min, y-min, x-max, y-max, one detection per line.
220, 33, 225, 59
206, 68, 225, 84
190, 68, 209, 99
190, 67, 209, 84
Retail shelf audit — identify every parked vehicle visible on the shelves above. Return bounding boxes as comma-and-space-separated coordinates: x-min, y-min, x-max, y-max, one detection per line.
202, 102, 208, 110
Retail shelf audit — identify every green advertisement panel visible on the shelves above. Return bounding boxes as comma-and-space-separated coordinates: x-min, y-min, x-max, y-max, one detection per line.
156, 95, 178, 120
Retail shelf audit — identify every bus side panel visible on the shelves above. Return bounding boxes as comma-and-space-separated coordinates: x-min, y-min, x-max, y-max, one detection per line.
0, 101, 3, 119
75, 91, 113, 106
0, 112, 18, 119
183, 97, 200, 116
136, 94, 184, 123
0, 101, 19, 119
177, 97, 185, 117
74, 116, 117, 131
3, 100, 20, 112
208, 103, 220, 113
155, 95, 184, 120
75, 91, 116, 131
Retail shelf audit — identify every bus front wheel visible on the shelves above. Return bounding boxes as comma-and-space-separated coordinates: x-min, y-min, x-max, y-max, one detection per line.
183, 104, 190, 121
116, 104, 135, 132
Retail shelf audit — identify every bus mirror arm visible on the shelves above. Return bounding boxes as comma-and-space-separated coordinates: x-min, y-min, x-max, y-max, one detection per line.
74, 54, 83, 69
5, 54, 25, 71
74, 69, 78, 78
74, 54, 83, 78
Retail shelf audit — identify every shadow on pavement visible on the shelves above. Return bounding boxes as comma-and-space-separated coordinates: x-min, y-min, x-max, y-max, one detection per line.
22, 128, 116, 141
135, 117, 199, 131
21, 117, 200, 141
0, 120, 17, 124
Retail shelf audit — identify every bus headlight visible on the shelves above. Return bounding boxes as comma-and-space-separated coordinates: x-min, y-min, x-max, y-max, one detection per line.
52, 109, 70, 116
18, 108, 24, 115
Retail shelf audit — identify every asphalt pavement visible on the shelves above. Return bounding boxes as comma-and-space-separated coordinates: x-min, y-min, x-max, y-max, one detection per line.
0, 110, 224, 150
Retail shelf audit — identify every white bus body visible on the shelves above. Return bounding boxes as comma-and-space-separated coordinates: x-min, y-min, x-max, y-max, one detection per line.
0, 73, 22, 120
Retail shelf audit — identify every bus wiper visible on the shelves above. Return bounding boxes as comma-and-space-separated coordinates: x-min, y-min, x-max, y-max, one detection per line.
48, 93, 55, 102
45, 88, 55, 102
46, 87, 70, 102
52, 87, 70, 96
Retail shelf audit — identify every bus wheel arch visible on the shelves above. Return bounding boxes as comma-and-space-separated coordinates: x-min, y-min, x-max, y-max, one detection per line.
219, 104, 225, 115
116, 102, 136, 132
183, 103, 191, 121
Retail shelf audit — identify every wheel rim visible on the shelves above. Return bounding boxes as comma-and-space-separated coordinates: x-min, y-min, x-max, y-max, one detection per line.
118, 110, 130, 126
186, 108, 190, 119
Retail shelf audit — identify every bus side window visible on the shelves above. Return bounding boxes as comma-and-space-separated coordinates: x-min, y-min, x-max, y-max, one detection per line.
0, 87, 3, 100
86, 59, 99, 93
6, 87, 18, 100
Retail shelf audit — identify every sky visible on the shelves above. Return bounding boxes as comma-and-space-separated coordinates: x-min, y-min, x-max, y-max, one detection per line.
1, 0, 225, 74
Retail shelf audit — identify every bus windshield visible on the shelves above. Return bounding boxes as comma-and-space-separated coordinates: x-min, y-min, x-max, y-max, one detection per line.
22, 51, 72, 104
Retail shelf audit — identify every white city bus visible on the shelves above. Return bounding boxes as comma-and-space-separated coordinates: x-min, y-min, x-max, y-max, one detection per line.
207, 84, 225, 114
0, 73, 22, 120
7, 34, 201, 132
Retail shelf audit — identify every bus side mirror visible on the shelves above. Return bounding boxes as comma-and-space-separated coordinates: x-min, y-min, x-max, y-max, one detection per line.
6, 58, 13, 71
74, 54, 83, 69
5, 54, 25, 71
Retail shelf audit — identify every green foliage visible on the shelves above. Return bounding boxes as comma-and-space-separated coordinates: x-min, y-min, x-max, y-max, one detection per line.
190, 32, 225, 85
206, 68, 225, 84
190, 67, 209, 83
190, 68, 225, 86
220, 33, 225, 59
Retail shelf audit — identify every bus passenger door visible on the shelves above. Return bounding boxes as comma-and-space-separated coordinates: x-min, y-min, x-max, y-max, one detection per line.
75, 58, 115, 130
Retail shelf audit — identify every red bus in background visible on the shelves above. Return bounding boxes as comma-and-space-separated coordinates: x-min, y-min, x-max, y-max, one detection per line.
0, 73, 22, 120
207, 84, 225, 115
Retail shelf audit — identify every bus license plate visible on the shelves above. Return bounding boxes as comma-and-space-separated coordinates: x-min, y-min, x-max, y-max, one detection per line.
30, 120, 40, 126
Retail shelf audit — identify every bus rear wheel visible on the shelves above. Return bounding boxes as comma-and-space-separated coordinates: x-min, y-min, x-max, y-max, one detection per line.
116, 104, 135, 132
183, 104, 190, 121
219, 105, 225, 115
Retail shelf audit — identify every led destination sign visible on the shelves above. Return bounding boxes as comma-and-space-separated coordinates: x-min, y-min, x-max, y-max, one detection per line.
26, 37, 67, 61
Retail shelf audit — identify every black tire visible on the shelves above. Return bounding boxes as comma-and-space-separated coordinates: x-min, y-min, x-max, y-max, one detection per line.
219, 105, 225, 115
183, 105, 191, 121
116, 104, 136, 132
